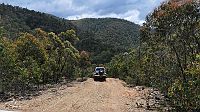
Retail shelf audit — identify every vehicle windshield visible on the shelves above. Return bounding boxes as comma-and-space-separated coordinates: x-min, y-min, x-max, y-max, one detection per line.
95, 68, 105, 72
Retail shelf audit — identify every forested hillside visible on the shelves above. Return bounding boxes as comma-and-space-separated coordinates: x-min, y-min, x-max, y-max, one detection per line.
72, 18, 140, 64
0, 4, 75, 39
0, 4, 140, 64
108, 0, 200, 111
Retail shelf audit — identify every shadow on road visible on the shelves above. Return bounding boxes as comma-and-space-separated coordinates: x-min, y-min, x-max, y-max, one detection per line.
93, 78, 106, 82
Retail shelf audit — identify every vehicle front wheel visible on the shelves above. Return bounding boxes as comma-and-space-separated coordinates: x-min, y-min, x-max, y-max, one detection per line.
93, 77, 98, 81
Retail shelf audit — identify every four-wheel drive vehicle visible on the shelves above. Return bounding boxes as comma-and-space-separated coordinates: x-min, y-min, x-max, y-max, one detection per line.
93, 67, 106, 81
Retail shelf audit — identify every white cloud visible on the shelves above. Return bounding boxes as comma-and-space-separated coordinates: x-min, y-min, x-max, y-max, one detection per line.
122, 10, 145, 25
67, 9, 145, 25
0, 0, 165, 24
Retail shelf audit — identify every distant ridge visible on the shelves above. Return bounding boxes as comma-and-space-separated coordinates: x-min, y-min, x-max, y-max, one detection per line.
0, 4, 140, 63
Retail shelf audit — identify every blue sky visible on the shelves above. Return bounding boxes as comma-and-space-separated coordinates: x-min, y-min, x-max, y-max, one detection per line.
0, 0, 166, 24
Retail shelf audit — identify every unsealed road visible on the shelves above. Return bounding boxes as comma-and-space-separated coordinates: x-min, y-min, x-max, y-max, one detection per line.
0, 78, 160, 112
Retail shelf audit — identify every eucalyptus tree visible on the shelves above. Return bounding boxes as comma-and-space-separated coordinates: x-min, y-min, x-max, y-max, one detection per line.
140, 1, 200, 110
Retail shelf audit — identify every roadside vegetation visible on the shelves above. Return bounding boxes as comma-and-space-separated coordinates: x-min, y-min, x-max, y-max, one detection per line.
0, 28, 91, 98
108, 1, 200, 111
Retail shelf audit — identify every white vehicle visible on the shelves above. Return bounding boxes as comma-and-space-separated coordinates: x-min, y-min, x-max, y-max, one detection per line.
93, 67, 106, 81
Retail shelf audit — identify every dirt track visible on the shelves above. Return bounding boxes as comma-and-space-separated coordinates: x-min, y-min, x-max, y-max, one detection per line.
0, 78, 163, 112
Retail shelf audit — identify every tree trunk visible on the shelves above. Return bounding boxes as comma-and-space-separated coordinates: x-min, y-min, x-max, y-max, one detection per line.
172, 45, 186, 83
0, 78, 3, 93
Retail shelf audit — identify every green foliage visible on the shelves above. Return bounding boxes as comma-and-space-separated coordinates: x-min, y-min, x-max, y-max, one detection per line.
15, 33, 47, 64
72, 18, 140, 64
58, 29, 79, 45
47, 31, 80, 81
108, 50, 145, 86
0, 4, 75, 39
0, 38, 18, 92
0, 28, 87, 95
79, 51, 91, 78
140, 1, 200, 110
108, 1, 200, 111
0, 4, 140, 64
0, 27, 7, 37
